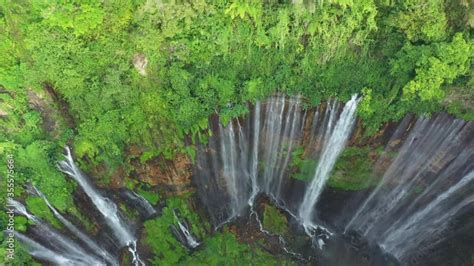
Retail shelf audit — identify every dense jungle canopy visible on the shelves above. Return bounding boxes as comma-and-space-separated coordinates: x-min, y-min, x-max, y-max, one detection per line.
0, 0, 472, 264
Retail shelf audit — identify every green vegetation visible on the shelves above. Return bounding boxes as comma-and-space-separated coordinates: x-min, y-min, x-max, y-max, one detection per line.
262, 203, 289, 235
25, 196, 62, 229
143, 217, 187, 265
183, 230, 279, 265
142, 195, 280, 265
291, 145, 380, 190
142, 196, 206, 265
0, 0, 472, 264
328, 147, 376, 190
137, 187, 160, 206
290, 146, 316, 182
2, 0, 472, 174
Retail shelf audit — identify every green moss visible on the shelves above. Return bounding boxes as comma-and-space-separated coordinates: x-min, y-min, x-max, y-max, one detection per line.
184, 230, 279, 265
141, 195, 284, 265
25, 196, 62, 229
446, 100, 474, 120
68, 207, 96, 233
119, 201, 139, 221
328, 147, 376, 190
122, 177, 160, 205
262, 204, 288, 235
142, 196, 206, 265
290, 146, 316, 182
136, 186, 160, 205
14, 216, 28, 232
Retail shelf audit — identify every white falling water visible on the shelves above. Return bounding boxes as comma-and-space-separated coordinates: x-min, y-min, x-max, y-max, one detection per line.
6, 198, 39, 223
275, 97, 302, 195
173, 210, 201, 249
248, 101, 261, 206
218, 121, 250, 217
8, 199, 105, 265
345, 116, 468, 233
195, 94, 360, 232
382, 171, 473, 259
261, 95, 287, 194
58, 147, 133, 246
298, 95, 359, 235
15, 233, 76, 265
58, 147, 144, 266
122, 189, 157, 218
30, 186, 118, 265
344, 114, 474, 263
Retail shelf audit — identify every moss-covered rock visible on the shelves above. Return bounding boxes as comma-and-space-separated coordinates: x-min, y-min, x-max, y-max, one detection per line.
328, 147, 377, 190
262, 204, 289, 236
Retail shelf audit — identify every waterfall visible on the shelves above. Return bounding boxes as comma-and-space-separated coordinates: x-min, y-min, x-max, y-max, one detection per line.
58, 147, 145, 266
9, 147, 170, 265
58, 147, 135, 247
218, 120, 250, 217
172, 210, 201, 249
382, 171, 473, 259
194, 94, 359, 229
8, 199, 106, 265
248, 101, 261, 206
10, 148, 154, 265
298, 95, 359, 235
120, 188, 157, 218
6, 198, 38, 223
9, 94, 472, 265
29, 186, 117, 265
344, 114, 474, 263
260, 95, 287, 195
15, 233, 77, 265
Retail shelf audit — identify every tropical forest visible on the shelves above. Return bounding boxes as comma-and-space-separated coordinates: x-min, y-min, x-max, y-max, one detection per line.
0, 0, 473, 265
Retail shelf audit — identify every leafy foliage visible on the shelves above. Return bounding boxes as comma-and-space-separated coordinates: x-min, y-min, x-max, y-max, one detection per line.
290, 146, 317, 182
142, 196, 206, 265
262, 204, 288, 235
2, 0, 472, 170
0, 0, 473, 264
328, 146, 377, 190
183, 230, 278, 265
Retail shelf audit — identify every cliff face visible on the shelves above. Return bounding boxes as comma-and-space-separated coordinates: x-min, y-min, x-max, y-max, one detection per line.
22, 89, 429, 197
27, 84, 193, 193
27, 85, 73, 139
111, 104, 413, 195
128, 146, 194, 195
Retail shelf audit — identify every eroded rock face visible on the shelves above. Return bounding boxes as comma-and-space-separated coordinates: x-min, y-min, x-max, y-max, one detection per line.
109, 166, 126, 189
27, 88, 63, 138
133, 54, 148, 76
129, 146, 193, 194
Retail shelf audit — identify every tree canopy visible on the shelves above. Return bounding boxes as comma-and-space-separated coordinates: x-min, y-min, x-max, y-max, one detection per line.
0, 1, 472, 263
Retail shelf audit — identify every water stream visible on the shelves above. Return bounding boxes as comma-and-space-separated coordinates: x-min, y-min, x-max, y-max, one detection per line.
10, 147, 148, 266
194, 95, 473, 264
195, 94, 360, 235
298, 95, 359, 235
9, 199, 106, 265
172, 210, 201, 249
344, 114, 474, 264
11, 95, 473, 265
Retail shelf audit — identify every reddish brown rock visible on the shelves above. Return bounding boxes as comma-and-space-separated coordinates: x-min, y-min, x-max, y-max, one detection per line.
129, 146, 193, 195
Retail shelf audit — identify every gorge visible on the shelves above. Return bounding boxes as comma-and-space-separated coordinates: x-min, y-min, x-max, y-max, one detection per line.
1, 1, 473, 265
8, 95, 473, 265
